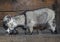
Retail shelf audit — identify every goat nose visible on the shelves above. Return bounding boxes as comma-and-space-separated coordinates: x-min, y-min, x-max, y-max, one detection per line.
5, 31, 10, 34
6, 30, 13, 34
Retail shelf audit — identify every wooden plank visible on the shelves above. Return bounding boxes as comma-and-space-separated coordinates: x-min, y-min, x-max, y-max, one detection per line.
0, 0, 54, 11
0, 35, 60, 42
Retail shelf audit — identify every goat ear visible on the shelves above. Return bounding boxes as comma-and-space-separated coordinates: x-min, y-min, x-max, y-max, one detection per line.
3, 15, 12, 21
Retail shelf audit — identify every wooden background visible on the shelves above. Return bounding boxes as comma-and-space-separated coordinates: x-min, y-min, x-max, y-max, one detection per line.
0, 0, 55, 26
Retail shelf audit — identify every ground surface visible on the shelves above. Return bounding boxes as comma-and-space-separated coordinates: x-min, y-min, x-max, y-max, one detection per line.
0, 34, 60, 42
0, 27, 60, 42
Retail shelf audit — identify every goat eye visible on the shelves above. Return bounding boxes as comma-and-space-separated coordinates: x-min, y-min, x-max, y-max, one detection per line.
8, 19, 11, 22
